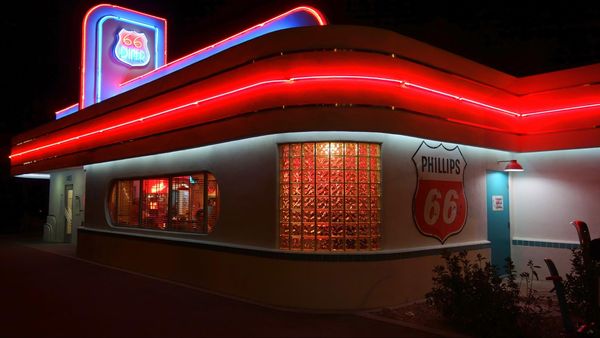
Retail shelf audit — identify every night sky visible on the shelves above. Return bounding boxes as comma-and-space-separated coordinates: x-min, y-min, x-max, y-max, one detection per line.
1, 0, 599, 231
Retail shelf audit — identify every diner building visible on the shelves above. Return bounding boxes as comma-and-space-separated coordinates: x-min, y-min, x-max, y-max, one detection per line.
10, 4, 600, 311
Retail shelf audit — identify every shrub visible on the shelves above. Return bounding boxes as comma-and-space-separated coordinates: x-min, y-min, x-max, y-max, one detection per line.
426, 251, 545, 338
564, 248, 600, 326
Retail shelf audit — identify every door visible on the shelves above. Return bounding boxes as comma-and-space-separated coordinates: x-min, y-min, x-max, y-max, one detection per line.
486, 171, 510, 270
64, 185, 73, 243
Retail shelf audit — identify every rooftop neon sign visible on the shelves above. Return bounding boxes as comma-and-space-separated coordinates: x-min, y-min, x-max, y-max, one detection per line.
55, 4, 326, 119
115, 29, 151, 67
81, 5, 167, 110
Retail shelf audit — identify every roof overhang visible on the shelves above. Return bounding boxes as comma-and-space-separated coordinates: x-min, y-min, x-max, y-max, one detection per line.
10, 25, 600, 175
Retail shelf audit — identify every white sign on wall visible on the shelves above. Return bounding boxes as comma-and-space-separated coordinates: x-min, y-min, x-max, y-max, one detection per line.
492, 195, 504, 211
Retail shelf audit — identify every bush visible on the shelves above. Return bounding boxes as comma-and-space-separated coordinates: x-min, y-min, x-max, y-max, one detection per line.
426, 250, 545, 338
564, 248, 600, 326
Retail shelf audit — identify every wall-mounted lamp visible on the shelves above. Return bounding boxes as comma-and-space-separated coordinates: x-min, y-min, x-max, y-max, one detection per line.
498, 160, 524, 172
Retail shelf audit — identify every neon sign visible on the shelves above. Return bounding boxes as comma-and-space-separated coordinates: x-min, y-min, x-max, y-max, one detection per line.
115, 29, 151, 67
54, 6, 325, 118
80, 5, 167, 109
77, 5, 324, 111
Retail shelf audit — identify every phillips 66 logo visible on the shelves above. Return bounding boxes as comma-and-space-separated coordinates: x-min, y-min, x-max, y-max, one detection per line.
412, 141, 467, 243
114, 29, 150, 67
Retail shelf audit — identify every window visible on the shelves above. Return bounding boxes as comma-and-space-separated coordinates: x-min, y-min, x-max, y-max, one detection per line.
109, 180, 140, 225
108, 172, 219, 233
279, 142, 381, 251
170, 173, 219, 233
142, 178, 169, 229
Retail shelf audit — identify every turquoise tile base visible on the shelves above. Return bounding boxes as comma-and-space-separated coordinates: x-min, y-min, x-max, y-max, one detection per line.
512, 239, 579, 250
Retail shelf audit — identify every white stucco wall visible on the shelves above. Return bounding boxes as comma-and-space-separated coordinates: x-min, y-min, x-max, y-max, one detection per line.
512, 148, 600, 240
84, 132, 518, 253
511, 147, 600, 275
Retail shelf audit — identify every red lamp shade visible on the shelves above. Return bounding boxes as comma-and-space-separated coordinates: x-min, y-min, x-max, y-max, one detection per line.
503, 160, 524, 172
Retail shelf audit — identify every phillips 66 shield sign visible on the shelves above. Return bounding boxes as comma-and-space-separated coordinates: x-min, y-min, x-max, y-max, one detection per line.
412, 141, 467, 243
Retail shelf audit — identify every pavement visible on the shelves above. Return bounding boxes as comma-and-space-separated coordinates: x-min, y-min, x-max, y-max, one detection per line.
0, 235, 445, 337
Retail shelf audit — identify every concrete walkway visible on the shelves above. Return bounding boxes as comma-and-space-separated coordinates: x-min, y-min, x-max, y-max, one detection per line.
0, 237, 441, 337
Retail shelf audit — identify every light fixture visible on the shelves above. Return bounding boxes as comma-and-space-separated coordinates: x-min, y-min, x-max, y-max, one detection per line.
15, 173, 51, 179
498, 160, 524, 172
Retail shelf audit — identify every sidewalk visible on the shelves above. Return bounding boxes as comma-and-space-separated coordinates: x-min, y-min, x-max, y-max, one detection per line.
0, 236, 443, 337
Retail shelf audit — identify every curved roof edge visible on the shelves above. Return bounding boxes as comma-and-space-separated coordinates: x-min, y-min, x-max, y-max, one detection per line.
10, 25, 600, 174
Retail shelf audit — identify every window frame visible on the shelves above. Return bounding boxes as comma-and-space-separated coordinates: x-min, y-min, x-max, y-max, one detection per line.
107, 171, 218, 234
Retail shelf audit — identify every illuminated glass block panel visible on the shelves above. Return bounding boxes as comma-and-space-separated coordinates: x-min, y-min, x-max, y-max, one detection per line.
316, 169, 329, 182
330, 142, 343, 155
280, 157, 290, 170
280, 171, 290, 183
316, 156, 329, 169
291, 144, 302, 157
330, 169, 344, 182
330, 156, 344, 169
279, 142, 381, 251
302, 143, 314, 156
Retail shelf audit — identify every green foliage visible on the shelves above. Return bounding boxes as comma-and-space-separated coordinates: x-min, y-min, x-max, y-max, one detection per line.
519, 260, 544, 309
564, 248, 600, 325
426, 251, 547, 338
518, 260, 551, 337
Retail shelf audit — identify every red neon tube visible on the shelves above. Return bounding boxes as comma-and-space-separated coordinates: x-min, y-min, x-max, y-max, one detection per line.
10, 74, 600, 161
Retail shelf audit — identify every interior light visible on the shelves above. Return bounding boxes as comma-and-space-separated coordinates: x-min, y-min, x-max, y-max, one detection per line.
498, 160, 524, 172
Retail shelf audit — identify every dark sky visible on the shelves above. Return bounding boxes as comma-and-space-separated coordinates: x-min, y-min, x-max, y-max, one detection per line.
1, 0, 599, 163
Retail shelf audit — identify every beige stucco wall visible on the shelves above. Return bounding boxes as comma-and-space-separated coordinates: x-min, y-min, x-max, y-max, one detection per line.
78, 229, 489, 311
84, 131, 514, 251
82, 131, 573, 310
510, 148, 600, 275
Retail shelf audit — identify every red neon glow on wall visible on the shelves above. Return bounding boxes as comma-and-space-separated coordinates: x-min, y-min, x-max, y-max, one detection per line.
9, 73, 600, 162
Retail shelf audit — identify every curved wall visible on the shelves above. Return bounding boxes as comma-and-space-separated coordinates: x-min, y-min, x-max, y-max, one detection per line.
84, 131, 511, 250
12, 26, 600, 175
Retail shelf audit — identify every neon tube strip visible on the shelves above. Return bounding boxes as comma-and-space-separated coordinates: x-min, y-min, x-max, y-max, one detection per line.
10, 74, 600, 160
520, 103, 600, 117
80, 5, 167, 109
54, 103, 79, 119
96, 15, 161, 102
118, 6, 326, 90
81, 6, 323, 109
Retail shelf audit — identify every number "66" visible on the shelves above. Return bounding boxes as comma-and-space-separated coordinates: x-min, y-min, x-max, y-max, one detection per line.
424, 189, 458, 225
123, 34, 143, 48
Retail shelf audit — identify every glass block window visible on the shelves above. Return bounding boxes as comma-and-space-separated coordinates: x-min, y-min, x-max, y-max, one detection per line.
108, 172, 219, 234
279, 142, 381, 251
